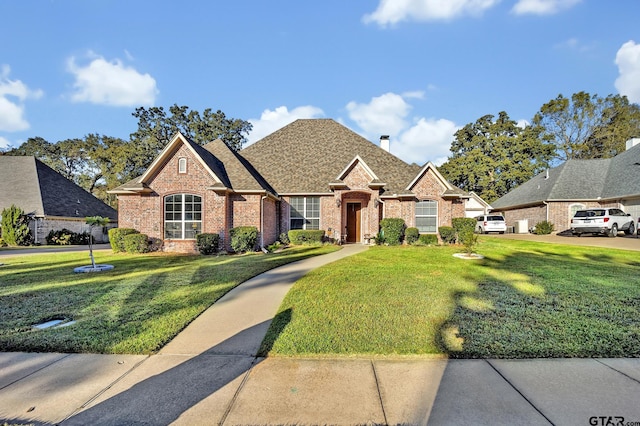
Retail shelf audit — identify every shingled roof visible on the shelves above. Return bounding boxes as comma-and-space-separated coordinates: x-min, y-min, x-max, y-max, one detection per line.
492, 142, 640, 209
241, 119, 423, 195
0, 156, 117, 219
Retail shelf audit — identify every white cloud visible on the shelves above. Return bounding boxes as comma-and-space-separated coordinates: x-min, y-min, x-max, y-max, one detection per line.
363, 0, 500, 26
0, 65, 43, 132
346, 92, 411, 137
67, 53, 158, 107
512, 0, 581, 15
247, 105, 325, 145
395, 118, 458, 166
345, 91, 457, 165
0, 136, 13, 149
615, 40, 640, 104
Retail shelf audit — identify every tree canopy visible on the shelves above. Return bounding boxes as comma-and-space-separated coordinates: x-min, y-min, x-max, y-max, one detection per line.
439, 111, 554, 203
2, 105, 252, 206
532, 92, 640, 162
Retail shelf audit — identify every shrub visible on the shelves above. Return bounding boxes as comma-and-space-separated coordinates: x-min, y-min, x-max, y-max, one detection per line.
438, 226, 456, 244
47, 229, 91, 245
417, 234, 438, 245
279, 232, 290, 245
452, 217, 477, 239
1, 204, 32, 246
533, 220, 555, 235
405, 227, 420, 245
230, 226, 258, 253
0, 237, 6, 247
379, 218, 406, 245
196, 233, 220, 255
288, 229, 325, 245
108, 228, 139, 253
459, 227, 479, 255
123, 233, 150, 253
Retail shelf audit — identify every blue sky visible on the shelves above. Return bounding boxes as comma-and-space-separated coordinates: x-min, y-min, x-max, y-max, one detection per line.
2, 0, 640, 165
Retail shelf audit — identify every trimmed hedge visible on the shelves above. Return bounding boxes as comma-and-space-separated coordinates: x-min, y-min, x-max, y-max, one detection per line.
418, 234, 438, 245
379, 218, 406, 245
108, 228, 139, 253
230, 226, 258, 253
438, 226, 456, 244
288, 229, 325, 245
405, 227, 420, 245
196, 233, 220, 255
123, 233, 150, 253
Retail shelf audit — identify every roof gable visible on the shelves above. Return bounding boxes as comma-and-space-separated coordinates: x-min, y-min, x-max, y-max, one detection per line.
406, 162, 453, 192
140, 132, 224, 185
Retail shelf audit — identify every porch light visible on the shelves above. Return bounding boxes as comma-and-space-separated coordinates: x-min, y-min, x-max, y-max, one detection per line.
336, 198, 341, 207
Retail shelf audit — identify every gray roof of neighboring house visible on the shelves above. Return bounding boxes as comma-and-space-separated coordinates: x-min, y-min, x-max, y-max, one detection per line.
0, 156, 117, 219
491, 142, 640, 209
241, 118, 424, 195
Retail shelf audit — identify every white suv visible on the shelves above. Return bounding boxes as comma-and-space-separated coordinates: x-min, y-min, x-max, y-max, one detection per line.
476, 215, 507, 234
570, 208, 635, 237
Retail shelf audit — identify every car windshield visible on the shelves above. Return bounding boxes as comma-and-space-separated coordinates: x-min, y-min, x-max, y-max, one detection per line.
574, 210, 605, 218
487, 216, 504, 221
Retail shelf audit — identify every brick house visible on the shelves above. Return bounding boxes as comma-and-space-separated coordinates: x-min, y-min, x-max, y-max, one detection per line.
110, 119, 469, 253
0, 156, 117, 244
491, 139, 640, 232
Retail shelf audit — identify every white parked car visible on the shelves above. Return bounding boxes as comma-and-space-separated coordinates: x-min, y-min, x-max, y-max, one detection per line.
476, 215, 507, 234
570, 208, 635, 237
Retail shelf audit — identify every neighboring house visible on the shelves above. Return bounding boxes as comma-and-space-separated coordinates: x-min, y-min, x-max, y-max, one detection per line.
110, 119, 471, 253
491, 139, 640, 232
464, 191, 492, 218
0, 156, 118, 244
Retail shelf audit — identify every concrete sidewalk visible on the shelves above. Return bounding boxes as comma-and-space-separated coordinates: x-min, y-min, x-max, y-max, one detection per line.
1, 244, 640, 425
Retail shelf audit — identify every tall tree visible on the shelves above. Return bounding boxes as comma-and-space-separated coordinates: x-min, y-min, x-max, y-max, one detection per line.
439, 112, 554, 203
532, 92, 640, 161
129, 104, 252, 173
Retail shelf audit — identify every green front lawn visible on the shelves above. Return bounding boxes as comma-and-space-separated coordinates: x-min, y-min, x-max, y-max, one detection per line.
0, 245, 338, 354
261, 238, 640, 358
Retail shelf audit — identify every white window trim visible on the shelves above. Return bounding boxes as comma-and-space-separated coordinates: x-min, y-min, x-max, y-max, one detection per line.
164, 194, 202, 239
178, 158, 187, 174
290, 196, 320, 230
416, 199, 438, 233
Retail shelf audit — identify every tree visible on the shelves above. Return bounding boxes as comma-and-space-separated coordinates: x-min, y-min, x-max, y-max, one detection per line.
1, 205, 33, 246
85, 216, 110, 268
129, 104, 252, 173
439, 112, 554, 203
532, 92, 640, 162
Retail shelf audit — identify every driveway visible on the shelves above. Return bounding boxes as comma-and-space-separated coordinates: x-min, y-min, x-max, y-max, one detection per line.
492, 231, 640, 251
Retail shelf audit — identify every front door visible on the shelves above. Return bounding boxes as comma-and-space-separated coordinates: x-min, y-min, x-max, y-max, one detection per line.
346, 203, 361, 243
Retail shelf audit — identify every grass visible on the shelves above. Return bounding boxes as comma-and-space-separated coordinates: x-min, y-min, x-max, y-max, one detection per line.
0, 245, 338, 354
260, 238, 640, 358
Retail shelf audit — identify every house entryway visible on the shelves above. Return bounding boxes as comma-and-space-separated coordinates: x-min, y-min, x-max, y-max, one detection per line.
346, 202, 362, 243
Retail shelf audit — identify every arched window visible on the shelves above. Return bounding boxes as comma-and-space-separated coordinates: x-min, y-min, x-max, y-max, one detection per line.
178, 158, 187, 174
416, 200, 437, 233
569, 203, 586, 221
164, 194, 202, 239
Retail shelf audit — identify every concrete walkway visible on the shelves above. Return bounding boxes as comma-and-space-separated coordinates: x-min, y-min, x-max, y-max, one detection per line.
1, 244, 640, 425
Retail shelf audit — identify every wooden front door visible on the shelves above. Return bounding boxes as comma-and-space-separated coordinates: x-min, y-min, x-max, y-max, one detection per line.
346, 203, 361, 243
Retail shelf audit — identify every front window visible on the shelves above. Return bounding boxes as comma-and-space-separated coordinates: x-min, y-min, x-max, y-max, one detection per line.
290, 196, 320, 230
416, 200, 437, 233
164, 194, 202, 239
569, 203, 585, 220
